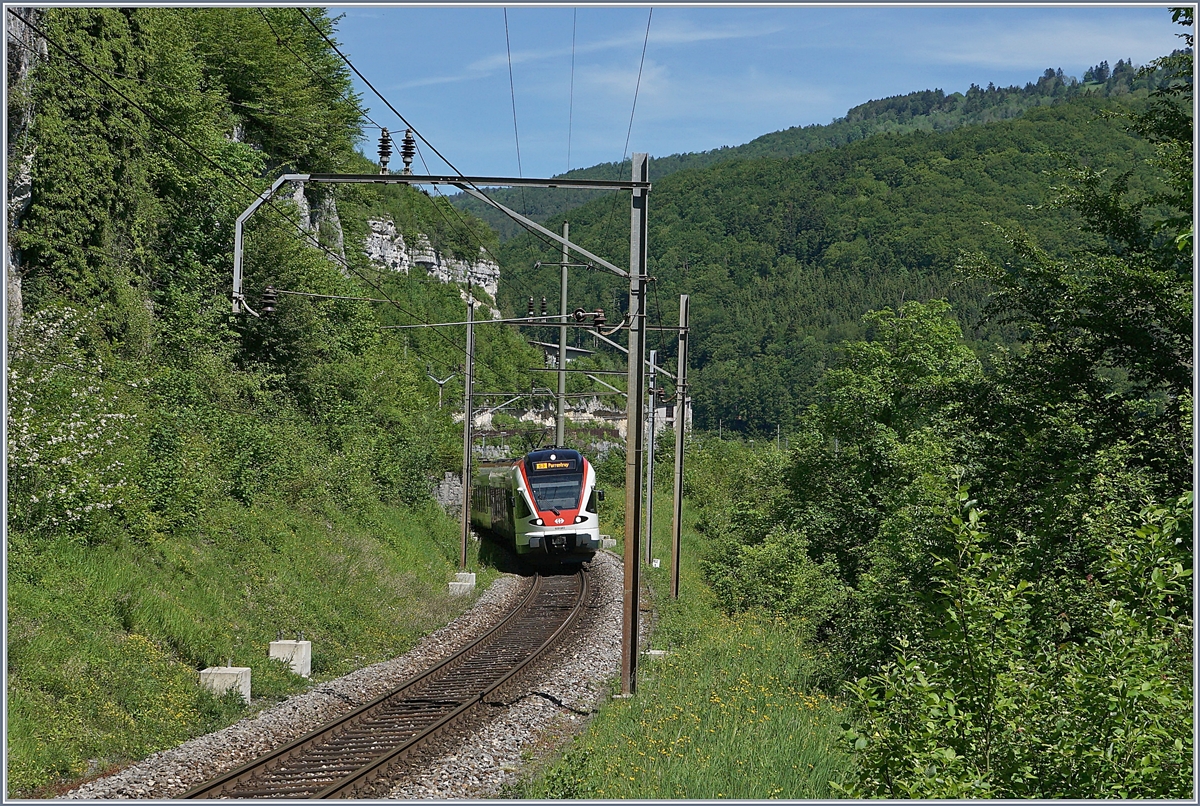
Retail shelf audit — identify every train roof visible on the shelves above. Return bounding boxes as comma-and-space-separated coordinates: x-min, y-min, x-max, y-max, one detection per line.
525, 447, 584, 464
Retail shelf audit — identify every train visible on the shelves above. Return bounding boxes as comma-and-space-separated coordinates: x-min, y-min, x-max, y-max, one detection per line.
469, 447, 604, 565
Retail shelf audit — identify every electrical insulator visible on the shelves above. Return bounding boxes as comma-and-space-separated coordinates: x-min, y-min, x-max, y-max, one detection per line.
261, 285, 278, 315
527, 297, 535, 317
593, 308, 606, 328
378, 128, 392, 174
400, 129, 416, 175
540, 296, 547, 316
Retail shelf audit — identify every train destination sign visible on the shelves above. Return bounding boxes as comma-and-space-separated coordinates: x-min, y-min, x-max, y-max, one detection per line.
533, 460, 575, 471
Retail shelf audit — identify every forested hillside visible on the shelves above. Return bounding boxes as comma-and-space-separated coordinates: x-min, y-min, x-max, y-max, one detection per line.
452, 58, 1175, 240
528, 9, 1193, 799
4, 7, 534, 795
497, 92, 1164, 434
688, 11, 1193, 798
5, 4, 1192, 800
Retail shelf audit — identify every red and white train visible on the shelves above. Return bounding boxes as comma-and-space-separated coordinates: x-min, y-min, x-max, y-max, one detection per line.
470, 447, 604, 565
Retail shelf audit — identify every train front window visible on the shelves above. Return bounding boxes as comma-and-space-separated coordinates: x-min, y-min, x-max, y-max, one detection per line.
529, 473, 583, 512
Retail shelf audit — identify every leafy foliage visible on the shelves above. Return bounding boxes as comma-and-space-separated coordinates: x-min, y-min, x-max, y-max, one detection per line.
840, 492, 1192, 798
679, 11, 1192, 798
4, 7, 513, 794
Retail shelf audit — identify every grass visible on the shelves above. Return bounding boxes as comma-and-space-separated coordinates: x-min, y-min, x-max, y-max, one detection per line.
510, 493, 855, 799
5, 498, 497, 797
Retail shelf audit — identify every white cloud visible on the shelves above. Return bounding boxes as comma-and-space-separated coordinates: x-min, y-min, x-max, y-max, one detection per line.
389, 15, 782, 92
907, 17, 1180, 72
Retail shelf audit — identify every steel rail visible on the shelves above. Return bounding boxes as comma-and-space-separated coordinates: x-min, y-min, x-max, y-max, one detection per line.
181, 569, 587, 799
321, 569, 588, 798
180, 574, 543, 798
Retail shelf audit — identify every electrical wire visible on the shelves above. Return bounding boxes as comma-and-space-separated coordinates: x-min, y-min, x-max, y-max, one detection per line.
253, 8, 542, 338
598, 7, 654, 267
288, 7, 566, 315
503, 8, 528, 216
651, 273, 669, 360
567, 7, 577, 174
295, 9, 464, 184
294, 8, 596, 273
622, 8, 654, 169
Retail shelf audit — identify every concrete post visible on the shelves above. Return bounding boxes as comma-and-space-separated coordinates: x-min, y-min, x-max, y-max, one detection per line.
460, 288, 475, 570
269, 640, 312, 678
200, 665, 251, 703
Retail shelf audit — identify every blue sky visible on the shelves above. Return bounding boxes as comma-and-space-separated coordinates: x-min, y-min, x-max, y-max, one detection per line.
330, 4, 1185, 179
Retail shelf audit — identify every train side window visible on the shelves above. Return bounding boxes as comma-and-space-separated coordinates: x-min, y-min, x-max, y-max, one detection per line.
586, 490, 601, 513
514, 492, 532, 519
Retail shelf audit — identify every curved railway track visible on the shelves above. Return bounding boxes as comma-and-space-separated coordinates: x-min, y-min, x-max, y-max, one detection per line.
181, 569, 588, 799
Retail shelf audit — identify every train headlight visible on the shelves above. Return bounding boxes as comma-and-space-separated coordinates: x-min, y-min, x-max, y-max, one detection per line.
574, 515, 584, 523
534, 518, 544, 526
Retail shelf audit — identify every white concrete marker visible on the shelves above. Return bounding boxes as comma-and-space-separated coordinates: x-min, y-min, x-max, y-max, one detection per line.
269, 640, 312, 678
200, 666, 251, 703
449, 571, 476, 596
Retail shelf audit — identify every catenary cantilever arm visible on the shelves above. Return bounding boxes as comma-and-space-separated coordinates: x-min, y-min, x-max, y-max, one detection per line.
453, 184, 629, 279
232, 173, 310, 313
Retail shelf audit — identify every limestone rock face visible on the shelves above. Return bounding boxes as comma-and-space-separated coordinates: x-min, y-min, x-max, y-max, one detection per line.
364, 219, 412, 275
364, 219, 499, 299
288, 183, 347, 273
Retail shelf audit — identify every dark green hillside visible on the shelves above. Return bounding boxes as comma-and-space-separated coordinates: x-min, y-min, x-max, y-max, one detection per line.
495, 94, 1160, 435
453, 61, 1171, 239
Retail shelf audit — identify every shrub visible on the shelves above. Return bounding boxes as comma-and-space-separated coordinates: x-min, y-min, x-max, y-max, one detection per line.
839, 490, 1193, 798
6, 306, 144, 545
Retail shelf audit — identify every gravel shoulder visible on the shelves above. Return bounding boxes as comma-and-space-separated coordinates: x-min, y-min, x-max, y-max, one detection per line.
386, 551, 624, 799
60, 552, 623, 800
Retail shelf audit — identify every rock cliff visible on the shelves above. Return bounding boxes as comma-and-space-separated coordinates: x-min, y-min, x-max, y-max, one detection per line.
363, 219, 500, 300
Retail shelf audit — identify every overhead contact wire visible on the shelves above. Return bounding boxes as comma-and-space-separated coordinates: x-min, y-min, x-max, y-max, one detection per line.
503, 8, 529, 216
294, 8, 592, 268
567, 7, 577, 174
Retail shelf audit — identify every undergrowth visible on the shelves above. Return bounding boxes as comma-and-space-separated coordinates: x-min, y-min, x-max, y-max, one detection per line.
5, 500, 494, 797
510, 496, 854, 799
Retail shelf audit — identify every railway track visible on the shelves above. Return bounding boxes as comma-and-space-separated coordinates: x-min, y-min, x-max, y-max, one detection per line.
181, 569, 588, 799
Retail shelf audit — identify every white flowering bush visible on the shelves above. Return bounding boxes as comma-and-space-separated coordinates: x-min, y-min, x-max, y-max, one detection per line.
7, 306, 141, 544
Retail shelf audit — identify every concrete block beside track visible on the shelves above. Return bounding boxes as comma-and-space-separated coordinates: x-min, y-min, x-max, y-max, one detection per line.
200, 665, 251, 703
269, 640, 312, 678
450, 572, 476, 596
